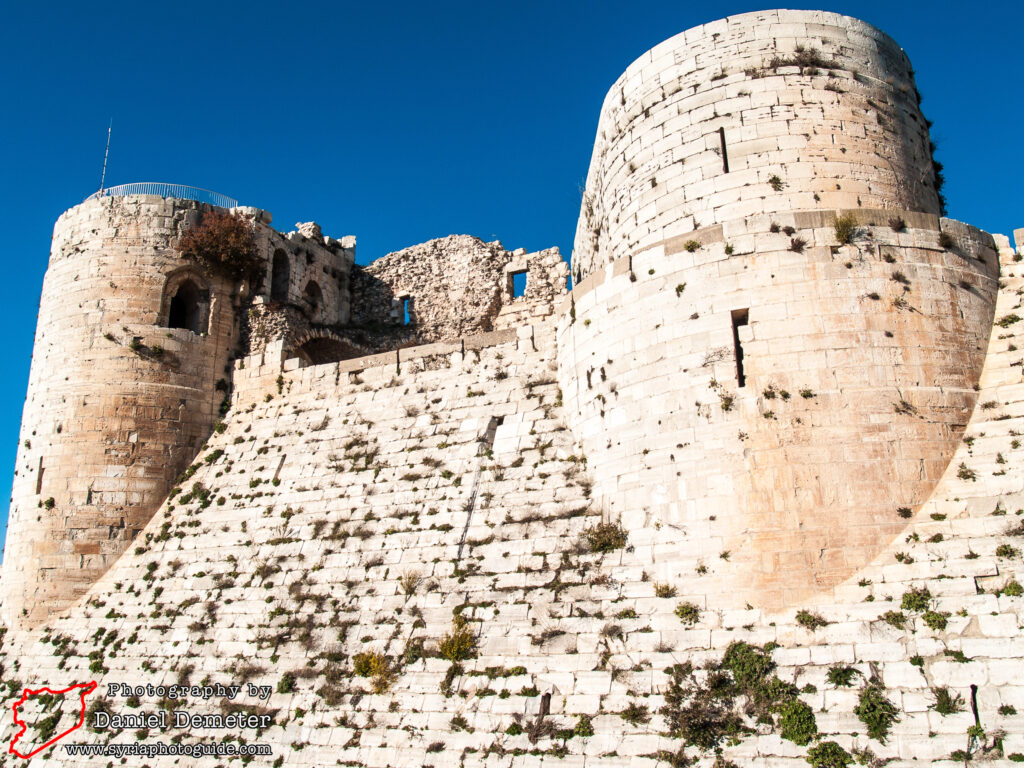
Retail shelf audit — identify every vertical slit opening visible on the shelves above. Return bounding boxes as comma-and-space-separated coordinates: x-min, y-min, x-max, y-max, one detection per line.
402, 297, 412, 325
719, 127, 730, 173
36, 457, 44, 495
731, 309, 749, 388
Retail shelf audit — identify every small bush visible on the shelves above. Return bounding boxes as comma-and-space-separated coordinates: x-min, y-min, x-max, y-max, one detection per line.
889, 216, 906, 232
827, 665, 860, 687
880, 610, 906, 629
778, 699, 817, 745
789, 237, 807, 253
683, 240, 701, 253
806, 741, 853, 768
938, 231, 955, 249
674, 602, 700, 625
768, 174, 784, 191
352, 651, 395, 693
583, 521, 628, 553
901, 586, 932, 612
438, 616, 477, 662
795, 610, 829, 631
834, 212, 858, 244
277, 672, 296, 694
931, 687, 964, 715
854, 682, 899, 743
574, 713, 594, 737
957, 463, 977, 481
996, 314, 1022, 328
177, 210, 260, 283
618, 702, 651, 725
990, 540, 1013, 557
921, 610, 949, 631
654, 583, 677, 598
997, 579, 1024, 597
400, 571, 421, 596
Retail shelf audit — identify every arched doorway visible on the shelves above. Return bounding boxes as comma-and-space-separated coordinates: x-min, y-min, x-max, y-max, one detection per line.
303, 280, 324, 322
295, 336, 364, 365
167, 279, 204, 333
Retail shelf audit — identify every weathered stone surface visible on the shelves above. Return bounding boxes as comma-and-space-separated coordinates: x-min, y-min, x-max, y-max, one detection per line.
1, 9, 1023, 768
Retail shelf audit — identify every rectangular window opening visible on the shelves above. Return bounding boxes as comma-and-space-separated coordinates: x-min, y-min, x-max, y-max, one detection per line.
719, 127, 730, 174
511, 270, 527, 298
731, 309, 749, 388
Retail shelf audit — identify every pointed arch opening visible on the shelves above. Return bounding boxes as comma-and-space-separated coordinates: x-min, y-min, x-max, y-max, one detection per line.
161, 268, 210, 335
303, 280, 324, 322
168, 279, 203, 333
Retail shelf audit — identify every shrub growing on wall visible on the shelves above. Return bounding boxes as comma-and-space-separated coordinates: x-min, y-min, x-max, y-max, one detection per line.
178, 210, 260, 284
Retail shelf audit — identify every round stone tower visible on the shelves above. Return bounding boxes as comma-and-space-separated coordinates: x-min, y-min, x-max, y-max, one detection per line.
3, 194, 243, 628
559, 10, 1000, 611
572, 9, 942, 281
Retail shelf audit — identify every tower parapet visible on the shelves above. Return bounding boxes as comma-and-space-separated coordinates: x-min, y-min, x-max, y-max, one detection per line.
572, 9, 942, 281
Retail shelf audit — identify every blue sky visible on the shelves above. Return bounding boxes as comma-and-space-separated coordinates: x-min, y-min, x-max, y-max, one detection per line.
1, 1, 1021, 556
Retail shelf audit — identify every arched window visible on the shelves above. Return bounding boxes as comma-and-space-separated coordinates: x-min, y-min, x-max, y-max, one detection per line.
168, 279, 203, 333
303, 280, 323, 322
271, 250, 290, 302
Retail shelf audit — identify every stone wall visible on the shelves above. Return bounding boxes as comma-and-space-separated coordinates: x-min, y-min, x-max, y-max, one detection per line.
349, 236, 568, 352
1, 258, 1023, 765
558, 209, 999, 613
573, 9, 942, 280
253, 218, 354, 329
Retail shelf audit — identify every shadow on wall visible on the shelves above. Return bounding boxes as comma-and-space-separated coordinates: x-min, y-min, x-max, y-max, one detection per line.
294, 334, 369, 365
345, 265, 419, 352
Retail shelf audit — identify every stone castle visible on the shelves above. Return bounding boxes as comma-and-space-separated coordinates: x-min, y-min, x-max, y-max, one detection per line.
1, 9, 1023, 767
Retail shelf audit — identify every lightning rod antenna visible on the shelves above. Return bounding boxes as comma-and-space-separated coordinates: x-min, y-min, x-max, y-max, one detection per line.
99, 119, 112, 193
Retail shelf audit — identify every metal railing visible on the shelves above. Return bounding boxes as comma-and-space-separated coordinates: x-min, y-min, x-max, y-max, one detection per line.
86, 183, 238, 208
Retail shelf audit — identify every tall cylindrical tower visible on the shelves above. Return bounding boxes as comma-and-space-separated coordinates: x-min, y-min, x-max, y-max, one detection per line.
559, 10, 999, 611
572, 9, 942, 281
3, 194, 241, 627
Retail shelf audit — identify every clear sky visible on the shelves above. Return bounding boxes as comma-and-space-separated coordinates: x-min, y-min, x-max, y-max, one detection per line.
1, 1, 1021, 557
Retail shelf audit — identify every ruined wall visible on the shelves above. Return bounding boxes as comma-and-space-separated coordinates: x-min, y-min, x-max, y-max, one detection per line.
573, 9, 941, 280
349, 235, 511, 349
348, 236, 568, 353
255, 219, 354, 327
493, 247, 570, 330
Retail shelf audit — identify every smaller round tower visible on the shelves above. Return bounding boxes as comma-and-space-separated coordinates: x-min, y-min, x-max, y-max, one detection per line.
2, 189, 354, 628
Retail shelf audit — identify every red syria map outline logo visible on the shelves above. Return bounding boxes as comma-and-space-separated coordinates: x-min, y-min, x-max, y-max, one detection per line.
8, 681, 98, 759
